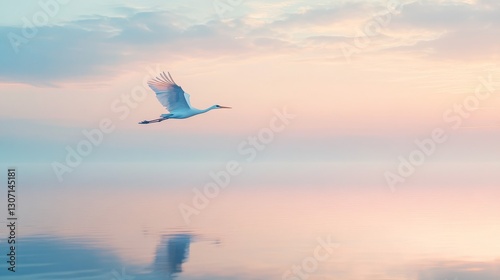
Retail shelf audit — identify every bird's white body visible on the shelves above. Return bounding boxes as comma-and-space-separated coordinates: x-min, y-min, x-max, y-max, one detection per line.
139, 72, 230, 124
162, 107, 216, 119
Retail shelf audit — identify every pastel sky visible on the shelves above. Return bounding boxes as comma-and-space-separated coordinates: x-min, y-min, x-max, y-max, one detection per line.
1, 0, 499, 178
1, 2, 500, 279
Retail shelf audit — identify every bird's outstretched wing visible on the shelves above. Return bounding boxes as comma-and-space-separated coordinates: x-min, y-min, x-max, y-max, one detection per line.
147, 72, 192, 112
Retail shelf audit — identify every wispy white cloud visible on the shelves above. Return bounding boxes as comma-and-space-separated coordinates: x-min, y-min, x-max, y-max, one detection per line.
1, 0, 499, 85
0, 10, 253, 85
386, 0, 500, 59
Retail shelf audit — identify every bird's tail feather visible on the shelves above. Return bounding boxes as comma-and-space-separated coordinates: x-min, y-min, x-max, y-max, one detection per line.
138, 115, 170, 125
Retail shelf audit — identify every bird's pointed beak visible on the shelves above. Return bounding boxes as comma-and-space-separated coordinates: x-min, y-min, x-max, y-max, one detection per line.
219, 106, 232, 109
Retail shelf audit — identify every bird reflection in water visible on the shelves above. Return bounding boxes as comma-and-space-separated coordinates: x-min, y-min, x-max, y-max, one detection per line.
152, 233, 192, 279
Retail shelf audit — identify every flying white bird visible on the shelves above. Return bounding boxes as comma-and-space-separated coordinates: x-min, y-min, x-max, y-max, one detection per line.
139, 72, 231, 124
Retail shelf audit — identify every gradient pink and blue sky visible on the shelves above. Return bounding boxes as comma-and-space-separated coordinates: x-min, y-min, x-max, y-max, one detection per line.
1, 2, 500, 279
0, 0, 499, 183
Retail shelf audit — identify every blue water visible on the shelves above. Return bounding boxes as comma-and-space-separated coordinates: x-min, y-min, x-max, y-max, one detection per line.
1, 162, 499, 279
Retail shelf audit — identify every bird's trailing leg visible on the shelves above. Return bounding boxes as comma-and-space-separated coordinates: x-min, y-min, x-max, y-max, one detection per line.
138, 117, 169, 124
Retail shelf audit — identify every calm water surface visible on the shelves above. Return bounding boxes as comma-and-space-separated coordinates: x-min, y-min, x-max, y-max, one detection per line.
1, 163, 499, 279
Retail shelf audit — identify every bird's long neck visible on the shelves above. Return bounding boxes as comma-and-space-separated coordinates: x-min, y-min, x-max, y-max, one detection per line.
200, 105, 216, 114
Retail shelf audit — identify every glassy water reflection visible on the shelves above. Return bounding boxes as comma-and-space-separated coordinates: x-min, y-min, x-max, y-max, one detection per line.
152, 233, 192, 278
1, 166, 499, 279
